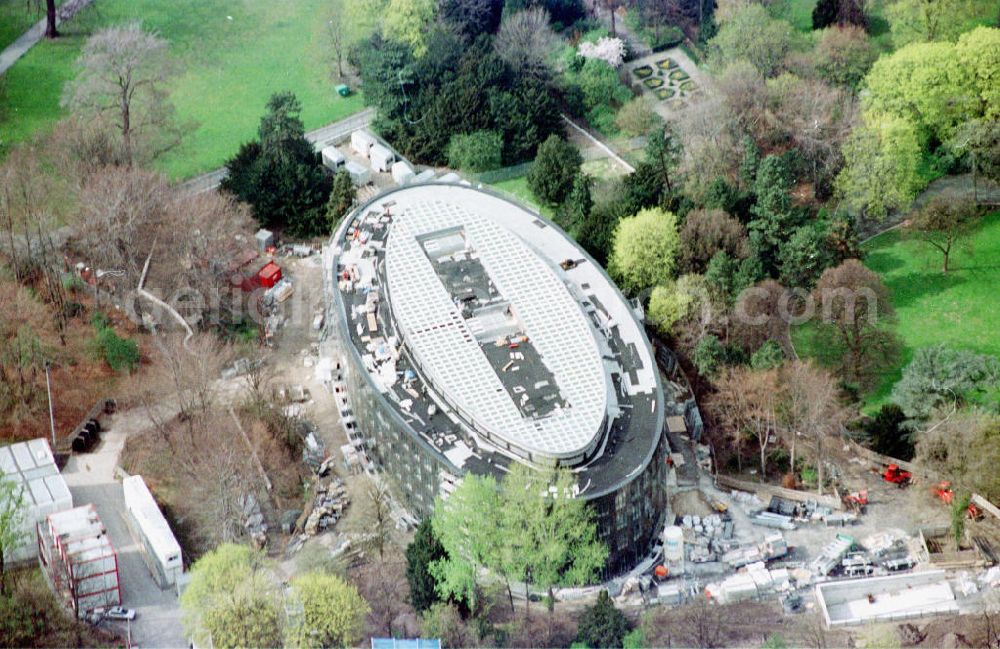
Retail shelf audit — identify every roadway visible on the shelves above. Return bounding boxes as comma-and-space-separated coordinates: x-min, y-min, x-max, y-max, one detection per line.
62, 422, 187, 648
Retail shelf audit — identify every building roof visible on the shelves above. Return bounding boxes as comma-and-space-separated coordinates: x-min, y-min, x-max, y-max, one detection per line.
332, 184, 664, 492
123, 475, 182, 564
383, 196, 609, 458
0, 438, 72, 509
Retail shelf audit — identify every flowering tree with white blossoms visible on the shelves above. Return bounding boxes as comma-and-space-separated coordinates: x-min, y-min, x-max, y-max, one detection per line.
577, 36, 626, 68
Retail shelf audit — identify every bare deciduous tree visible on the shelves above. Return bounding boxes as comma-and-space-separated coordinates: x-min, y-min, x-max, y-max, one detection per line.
733, 279, 792, 355
494, 8, 558, 77
350, 477, 394, 561
678, 96, 742, 201
778, 360, 848, 492
326, 0, 349, 80
63, 22, 176, 165
712, 366, 781, 475
353, 560, 411, 638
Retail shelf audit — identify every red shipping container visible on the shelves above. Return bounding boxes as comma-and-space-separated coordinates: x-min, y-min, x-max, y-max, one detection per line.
258, 262, 282, 288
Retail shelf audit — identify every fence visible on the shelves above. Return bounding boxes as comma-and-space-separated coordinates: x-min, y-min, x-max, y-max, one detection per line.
466, 161, 534, 185
715, 474, 844, 510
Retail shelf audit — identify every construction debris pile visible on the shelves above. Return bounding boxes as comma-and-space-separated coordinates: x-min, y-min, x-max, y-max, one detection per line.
303, 479, 350, 536
706, 561, 793, 604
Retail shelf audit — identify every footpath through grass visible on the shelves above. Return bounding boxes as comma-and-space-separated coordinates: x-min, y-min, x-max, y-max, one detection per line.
793, 210, 1000, 410
0, 0, 365, 179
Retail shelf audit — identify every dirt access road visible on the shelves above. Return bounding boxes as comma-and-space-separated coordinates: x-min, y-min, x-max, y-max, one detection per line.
61, 415, 187, 649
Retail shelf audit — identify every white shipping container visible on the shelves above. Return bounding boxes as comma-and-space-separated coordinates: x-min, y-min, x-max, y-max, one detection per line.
345, 160, 371, 187
0, 438, 73, 563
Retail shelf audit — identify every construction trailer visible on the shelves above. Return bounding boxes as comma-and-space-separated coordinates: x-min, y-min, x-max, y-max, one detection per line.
369, 143, 396, 173
345, 160, 372, 187
321, 146, 346, 171
351, 130, 376, 158
815, 570, 958, 627
391, 160, 415, 186
37, 505, 120, 618
0, 438, 73, 563
123, 475, 183, 588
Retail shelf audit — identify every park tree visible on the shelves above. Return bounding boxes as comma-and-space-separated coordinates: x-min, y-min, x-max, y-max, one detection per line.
864, 403, 913, 460
326, 0, 350, 79
891, 346, 1000, 421
749, 155, 803, 274
326, 170, 357, 231
608, 207, 680, 295
0, 477, 26, 595
716, 60, 769, 140
814, 25, 877, 90
773, 76, 856, 192
885, 0, 971, 46
750, 341, 784, 370
708, 4, 793, 77
906, 197, 979, 273
779, 222, 837, 288
693, 334, 726, 378
778, 360, 848, 491
440, 0, 504, 36
863, 41, 972, 144
647, 275, 707, 336
953, 119, 1000, 202
615, 97, 662, 137
499, 465, 607, 614
557, 172, 593, 235
527, 135, 582, 206
63, 22, 175, 166
812, 0, 840, 29
181, 544, 281, 649
645, 123, 683, 195
812, 260, 898, 387
431, 474, 502, 613
677, 96, 742, 202
422, 603, 474, 649
286, 573, 369, 648
221, 92, 331, 236
836, 113, 922, 220
732, 279, 792, 355
576, 590, 631, 649
679, 208, 748, 274
383, 0, 437, 56
405, 519, 447, 613
712, 365, 782, 474
494, 7, 559, 76
447, 130, 503, 172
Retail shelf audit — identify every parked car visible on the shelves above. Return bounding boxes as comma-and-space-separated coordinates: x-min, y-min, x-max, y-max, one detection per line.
95, 606, 136, 621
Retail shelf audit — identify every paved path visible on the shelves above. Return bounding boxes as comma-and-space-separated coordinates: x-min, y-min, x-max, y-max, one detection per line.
0, 0, 92, 76
176, 107, 377, 195
561, 113, 635, 174
62, 421, 186, 648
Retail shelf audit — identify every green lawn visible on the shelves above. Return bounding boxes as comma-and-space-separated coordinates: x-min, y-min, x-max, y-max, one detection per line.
793, 211, 1000, 410
0, 0, 366, 179
773, 0, 819, 32
489, 175, 554, 218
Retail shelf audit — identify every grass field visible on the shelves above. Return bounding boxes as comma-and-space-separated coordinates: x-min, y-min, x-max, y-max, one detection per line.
489, 175, 555, 217
0, 0, 366, 179
793, 210, 1000, 410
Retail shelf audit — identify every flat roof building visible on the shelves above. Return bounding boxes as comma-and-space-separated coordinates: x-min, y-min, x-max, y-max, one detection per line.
37, 504, 120, 618
327, 183, 669, 574
0, 438, 73, 563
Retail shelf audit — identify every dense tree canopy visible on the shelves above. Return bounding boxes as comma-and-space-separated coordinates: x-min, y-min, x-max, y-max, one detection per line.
221, 92, 331, 236
356, 28, 563, 166
405, 519, 447, 613
528, 135, 582, 205
286, 573, 369, 648
709, 5, 794, 77
891, 346, 1000, 420
577, 590, 631, 649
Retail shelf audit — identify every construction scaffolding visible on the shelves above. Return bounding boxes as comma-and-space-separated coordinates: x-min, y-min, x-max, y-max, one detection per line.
37, 505, 121, 618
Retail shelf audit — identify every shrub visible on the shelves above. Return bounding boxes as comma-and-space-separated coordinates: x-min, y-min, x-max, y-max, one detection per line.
93, 327, 140, 373
447, 130, 503, 172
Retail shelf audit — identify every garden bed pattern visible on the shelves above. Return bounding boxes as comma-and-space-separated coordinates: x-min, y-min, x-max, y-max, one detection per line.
632, 57, 698, 104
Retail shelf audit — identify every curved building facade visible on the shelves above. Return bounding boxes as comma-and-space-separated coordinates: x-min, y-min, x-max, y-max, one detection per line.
326, 183, 669, 575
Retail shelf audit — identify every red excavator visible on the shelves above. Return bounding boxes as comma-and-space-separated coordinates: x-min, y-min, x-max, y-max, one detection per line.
882, 464, 912, 487
933, 481, 983, 520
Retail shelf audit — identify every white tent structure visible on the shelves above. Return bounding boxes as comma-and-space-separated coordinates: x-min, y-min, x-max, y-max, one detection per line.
0, 438, 73, 563
123, 475, 182, 588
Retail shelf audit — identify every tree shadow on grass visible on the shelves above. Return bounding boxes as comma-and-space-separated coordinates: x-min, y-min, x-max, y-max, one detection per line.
863, 248, 906, 275
882, 270, 967, 311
